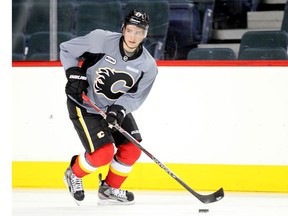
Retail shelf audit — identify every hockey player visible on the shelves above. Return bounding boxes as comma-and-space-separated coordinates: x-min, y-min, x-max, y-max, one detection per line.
60, 9, 158, 205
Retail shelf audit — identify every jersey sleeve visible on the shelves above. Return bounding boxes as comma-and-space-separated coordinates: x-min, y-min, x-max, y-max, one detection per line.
114, 61, 158, 114
59, 29, 106, 70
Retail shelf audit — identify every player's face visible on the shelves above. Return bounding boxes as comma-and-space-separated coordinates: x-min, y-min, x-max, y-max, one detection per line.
123, 24, 147, 52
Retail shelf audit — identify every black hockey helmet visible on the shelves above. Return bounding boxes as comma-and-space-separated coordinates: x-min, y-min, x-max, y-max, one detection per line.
123, 9, 149, 30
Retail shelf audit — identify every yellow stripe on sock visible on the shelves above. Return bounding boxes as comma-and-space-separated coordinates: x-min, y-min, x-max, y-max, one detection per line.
78, 152, 97, 174
109, 165, 130, 177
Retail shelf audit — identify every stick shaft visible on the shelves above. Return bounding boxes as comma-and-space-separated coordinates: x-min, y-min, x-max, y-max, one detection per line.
82, 93, 224, 203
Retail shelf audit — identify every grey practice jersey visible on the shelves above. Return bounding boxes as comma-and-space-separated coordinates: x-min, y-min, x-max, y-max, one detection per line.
60, 29, 158, 114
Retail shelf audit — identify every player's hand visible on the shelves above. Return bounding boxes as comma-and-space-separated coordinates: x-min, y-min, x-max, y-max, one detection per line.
65, 67, 89, 103
106, 105, 126, 126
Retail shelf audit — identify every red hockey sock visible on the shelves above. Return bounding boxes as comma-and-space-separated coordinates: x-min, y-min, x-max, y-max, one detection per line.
105, 142, 141, 188
72, 143, 114, 178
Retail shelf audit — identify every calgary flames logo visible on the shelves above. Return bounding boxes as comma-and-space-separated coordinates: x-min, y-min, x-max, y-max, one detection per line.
94, 67, 134, 100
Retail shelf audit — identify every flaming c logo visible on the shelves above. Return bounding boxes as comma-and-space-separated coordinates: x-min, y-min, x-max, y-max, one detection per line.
94, 67, 134, 100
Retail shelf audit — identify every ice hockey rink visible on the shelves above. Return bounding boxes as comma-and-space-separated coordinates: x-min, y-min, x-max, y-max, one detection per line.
12, 189, 288, 216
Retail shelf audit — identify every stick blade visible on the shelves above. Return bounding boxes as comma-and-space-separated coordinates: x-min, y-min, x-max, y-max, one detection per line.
200, 187, 224, 204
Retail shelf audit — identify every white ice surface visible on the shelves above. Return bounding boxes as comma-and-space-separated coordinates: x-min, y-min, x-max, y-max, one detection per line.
12, 189, 288, 216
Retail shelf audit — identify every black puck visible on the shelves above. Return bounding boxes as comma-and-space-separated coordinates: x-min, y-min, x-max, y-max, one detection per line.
199, 209, 209, 213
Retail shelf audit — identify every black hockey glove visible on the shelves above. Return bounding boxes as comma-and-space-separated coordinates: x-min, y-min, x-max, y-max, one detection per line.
106, 104, 126, 126
65, 67, 89, 103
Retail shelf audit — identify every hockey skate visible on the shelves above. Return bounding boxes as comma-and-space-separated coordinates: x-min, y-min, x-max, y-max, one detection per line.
63, 156, 85, 205
97, 173, 135, 205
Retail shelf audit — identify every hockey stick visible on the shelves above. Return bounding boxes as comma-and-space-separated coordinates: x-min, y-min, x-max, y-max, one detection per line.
82, 93, 224, 204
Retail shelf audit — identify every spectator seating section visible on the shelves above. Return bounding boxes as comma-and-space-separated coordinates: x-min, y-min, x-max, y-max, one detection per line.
24, 1, 77, 34
57, 1, 76, 33
12, 33, 26, 60
12, 2, 29, 34
187, 47, 236, 60
12, 0, 288, 61
238, 30, 288, 56
241, 0, 261, 11
238, 47, 288, 60
213, 0, 244, 29
26, 31, 74, 60
74, 1, 122, 36
25, 2, 50, 35
165, 1, 201, 59
200, 7, 214, 44
281, 0, 288, 33
25, 31, 50, 60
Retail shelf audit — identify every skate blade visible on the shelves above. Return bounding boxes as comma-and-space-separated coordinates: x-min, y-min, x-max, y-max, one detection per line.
63, 176, 83, 206
97, 198, 135, 206
74, 199, 82, 206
